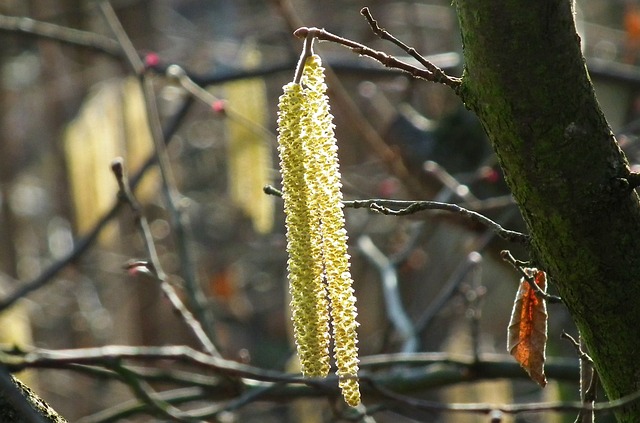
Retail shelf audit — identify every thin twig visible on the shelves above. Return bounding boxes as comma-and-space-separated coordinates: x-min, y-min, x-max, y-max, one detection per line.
363, 201, 528, 243
188, 384, 282, 420
0, 14, 121, 57
293, 26, 461, 90
464, 253, 486, 362
110, 159, 221, 359
78, 383, 290, 423
561, 332, 593, 364
98, 1, 144, 74
501, 250, 562, 303
76, 387, 205, 423
293, 30, 315, 84
3, 345, 310, 384
165, 64, 275, 141
99, 1, 216, 341
562, 332, 597, 423
0, 97, 192, 312
107, 361, 202, 422
360, 7, 459, 88
265, 185, 528, 244
10, 345, 622, 418
424, 160, 478, 203
364, 375, 640, 415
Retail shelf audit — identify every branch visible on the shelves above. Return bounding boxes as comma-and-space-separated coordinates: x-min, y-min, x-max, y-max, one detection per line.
111, 159, 221, 359
360, 201, 528, 243
501, 250, 563, 303
0, 95, 194, 313
1, 347, 591, 419
293, 26, 461, 90
269, 0, 428, 198
365, 377, 640, 417
165, 64, 275, 141
2, 346, 313, 385
562, 332, 597, 423
265, 185, 528, 244
359, 7, 460, 89
0, 14, 121, 57
423, 160, 478, 203
99, 1, 216, 341
0, 367, 65, 422
77, 387, 205, 423
106, 362, 199, 422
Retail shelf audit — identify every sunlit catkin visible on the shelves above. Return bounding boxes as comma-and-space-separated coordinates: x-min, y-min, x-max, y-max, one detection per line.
277, 54, 360, 407
277, 82, 331, 377
301, 55, 360, 406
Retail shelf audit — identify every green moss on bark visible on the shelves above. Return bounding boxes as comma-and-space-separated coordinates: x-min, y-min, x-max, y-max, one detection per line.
455, 1, 640, 421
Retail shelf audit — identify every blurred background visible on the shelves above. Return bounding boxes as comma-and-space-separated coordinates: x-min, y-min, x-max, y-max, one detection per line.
0, 0, 639, 421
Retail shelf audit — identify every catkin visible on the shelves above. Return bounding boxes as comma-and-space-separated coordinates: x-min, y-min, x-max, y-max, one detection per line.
277, 55, 360, 406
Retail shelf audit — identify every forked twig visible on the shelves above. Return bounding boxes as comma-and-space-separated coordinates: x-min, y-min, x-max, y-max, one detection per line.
264, 185, 528, 244
562, 332, 597, 423
111, 159, 221, 359
360, 7, 458, 88
501, 250, 562, 303
293, 27, 461, 90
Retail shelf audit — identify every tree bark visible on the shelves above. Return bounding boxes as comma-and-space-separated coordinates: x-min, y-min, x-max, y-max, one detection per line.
454, 1, 640, 421
0, 373, 67, 422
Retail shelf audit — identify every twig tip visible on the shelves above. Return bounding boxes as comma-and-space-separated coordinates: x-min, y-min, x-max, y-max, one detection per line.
293, 27, 309, 38
166, 64, 186, 79
111, 157, 124, 177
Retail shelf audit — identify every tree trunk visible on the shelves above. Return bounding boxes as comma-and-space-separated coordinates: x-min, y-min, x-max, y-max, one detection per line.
454, 1, 640, 421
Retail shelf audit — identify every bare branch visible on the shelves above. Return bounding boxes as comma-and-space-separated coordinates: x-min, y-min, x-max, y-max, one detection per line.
106, 361, 201, 422
165, 64, 275, 141
562, 332, 597, 423
264, 185, 528, 243
293, 26, 461, 90
365, 376, 640, 416
360, 7, 460, 88
111, 159, 221, 358
501, 250, 562, 303
0, 14, 121, 57
99, 1, 216, 341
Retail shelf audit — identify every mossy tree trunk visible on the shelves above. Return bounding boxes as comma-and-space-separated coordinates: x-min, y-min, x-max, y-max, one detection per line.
454, 1, 640, 421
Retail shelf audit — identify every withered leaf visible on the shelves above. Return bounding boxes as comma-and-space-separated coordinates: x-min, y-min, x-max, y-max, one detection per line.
507, 269, 548, 387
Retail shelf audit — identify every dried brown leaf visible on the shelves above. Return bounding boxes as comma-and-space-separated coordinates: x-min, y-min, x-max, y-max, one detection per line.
507, 269, 548, 387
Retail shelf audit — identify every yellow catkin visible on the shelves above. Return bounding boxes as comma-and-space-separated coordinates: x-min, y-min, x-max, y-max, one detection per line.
277, 82, 331, 377
224, 46, 273, 234
301, 55, 360, 406
277, 54, 361, 406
